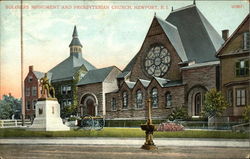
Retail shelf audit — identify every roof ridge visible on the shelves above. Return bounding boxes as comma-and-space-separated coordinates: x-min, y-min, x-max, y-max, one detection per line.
155, 16, 177, 30
171, 4, 196, 13
196, 7, 224, 52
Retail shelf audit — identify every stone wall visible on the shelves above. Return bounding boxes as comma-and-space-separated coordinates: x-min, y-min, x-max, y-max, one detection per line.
105, 82, 185, 120
77, 83, 103, 116
182, 64, 218, 116
129, 17, 182, 82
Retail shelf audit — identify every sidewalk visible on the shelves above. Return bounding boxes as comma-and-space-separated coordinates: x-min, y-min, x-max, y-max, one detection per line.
0, 138, 249, 147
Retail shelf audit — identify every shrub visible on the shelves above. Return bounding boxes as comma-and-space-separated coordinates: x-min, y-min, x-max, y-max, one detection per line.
168, 106, 189, 121
242, 105, 250, 122
202, 88, 229, 118
157, 122, 184, 131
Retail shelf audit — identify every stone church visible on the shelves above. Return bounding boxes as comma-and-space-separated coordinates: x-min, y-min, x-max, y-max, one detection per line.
77, 4, 225, 120
25, 3, 247, 121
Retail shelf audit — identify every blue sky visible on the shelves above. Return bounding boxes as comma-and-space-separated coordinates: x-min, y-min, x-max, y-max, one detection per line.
0, 0, 249, 98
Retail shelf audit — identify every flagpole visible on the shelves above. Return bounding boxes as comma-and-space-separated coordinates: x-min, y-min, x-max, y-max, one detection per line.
21, 0, 25, 126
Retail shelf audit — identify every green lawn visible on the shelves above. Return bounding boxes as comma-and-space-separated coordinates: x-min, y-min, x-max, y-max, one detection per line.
0, 128, 248, 139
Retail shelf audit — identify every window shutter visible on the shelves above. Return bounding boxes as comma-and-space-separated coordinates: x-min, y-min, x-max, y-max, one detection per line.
243, 32, 250, 50
245, 60, 249, 75
235, 61, 240, 76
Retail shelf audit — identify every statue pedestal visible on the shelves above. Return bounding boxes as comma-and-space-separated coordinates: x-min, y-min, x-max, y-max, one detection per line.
29, 99, 70, 131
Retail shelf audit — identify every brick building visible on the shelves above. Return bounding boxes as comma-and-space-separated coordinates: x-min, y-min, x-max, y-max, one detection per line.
216, 14, 249, 120
104, 4, 224, 120
24, 66, 52, 119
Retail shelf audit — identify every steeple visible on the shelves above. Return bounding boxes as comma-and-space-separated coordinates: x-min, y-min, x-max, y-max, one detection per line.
72, 25, 78, 38
193, 0, 196, 5
69, 25, 83, 57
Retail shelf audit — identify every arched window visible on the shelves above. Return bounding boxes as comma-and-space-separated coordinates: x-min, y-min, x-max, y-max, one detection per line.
136, 90, 144, 109
194, 93, 201, 115
122, 91, 128, 109
111, 98, 116, 111
151, 88, 158, 108
165, 92, 172, 108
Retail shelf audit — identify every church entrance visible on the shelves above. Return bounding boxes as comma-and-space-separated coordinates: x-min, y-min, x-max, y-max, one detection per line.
86, 99, 95, 116
187, 85, 207, 117
80, 93, 98, 116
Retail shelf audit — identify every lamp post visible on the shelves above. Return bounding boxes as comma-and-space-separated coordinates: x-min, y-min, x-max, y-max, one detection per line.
140, 98, 157, 150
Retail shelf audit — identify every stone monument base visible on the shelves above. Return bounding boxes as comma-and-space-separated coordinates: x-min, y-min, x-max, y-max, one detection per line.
28, 99, 70, 131
141, 144, 158, 150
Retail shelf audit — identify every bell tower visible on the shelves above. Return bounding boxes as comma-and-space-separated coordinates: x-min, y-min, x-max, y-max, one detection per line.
69, 25, 83, 56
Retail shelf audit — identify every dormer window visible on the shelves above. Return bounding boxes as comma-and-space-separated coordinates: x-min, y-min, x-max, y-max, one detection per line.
243, 32, 250, 50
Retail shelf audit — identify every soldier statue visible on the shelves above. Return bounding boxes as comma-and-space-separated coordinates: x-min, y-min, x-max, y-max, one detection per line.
39, 73, 55, 98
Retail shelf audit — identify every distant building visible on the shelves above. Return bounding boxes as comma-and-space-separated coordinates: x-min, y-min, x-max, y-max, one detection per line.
217, 14, 249, 120
24, 66, 52, 119
24, 26, 96, 118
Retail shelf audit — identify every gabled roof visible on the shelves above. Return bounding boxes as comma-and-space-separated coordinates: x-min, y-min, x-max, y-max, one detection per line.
49, 54, 96, 82
217, 14, 250, 57
121, 4, 224, 75
138, 79, 150, 88
33, 71, 45, 80
156, 16, 188, 62
125, 81, 136, 89
166, 5, 224, 63
77, 66, 116, 86
33, 71, 52, 81
154, 76, 170, 87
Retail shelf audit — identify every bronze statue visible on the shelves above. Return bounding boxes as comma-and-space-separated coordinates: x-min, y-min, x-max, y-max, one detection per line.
39, 73, 55, 98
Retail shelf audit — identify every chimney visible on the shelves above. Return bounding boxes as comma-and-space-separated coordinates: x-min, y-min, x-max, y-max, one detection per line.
29, 65, 33, 72
222, 30, 229, 41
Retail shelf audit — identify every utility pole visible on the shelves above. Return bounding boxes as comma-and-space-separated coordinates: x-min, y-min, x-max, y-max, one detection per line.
20, 0, 25, 126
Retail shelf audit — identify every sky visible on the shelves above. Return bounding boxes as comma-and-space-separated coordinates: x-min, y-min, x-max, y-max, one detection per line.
0, 0, 249, 99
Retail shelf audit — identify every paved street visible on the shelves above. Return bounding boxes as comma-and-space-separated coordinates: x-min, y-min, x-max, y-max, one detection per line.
0, 138, 249, 159
0, 137, 249, 147
0, 144, 249, 159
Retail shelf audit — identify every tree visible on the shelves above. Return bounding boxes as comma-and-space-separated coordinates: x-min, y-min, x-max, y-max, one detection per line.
0, 94, 21, 119
242, 105, 250, 123
202, 88, 229, 118
61, 105, 77, 119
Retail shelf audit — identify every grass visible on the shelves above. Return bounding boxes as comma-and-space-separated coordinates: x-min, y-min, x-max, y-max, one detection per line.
0, 127, 248, 139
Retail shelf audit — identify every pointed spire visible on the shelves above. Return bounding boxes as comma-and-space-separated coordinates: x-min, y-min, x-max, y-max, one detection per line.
193, 0, 196, 5
154, 12, 156, 17
171, 6, 173, 11
72, 25, 78, 38
69, 25, 82, 47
